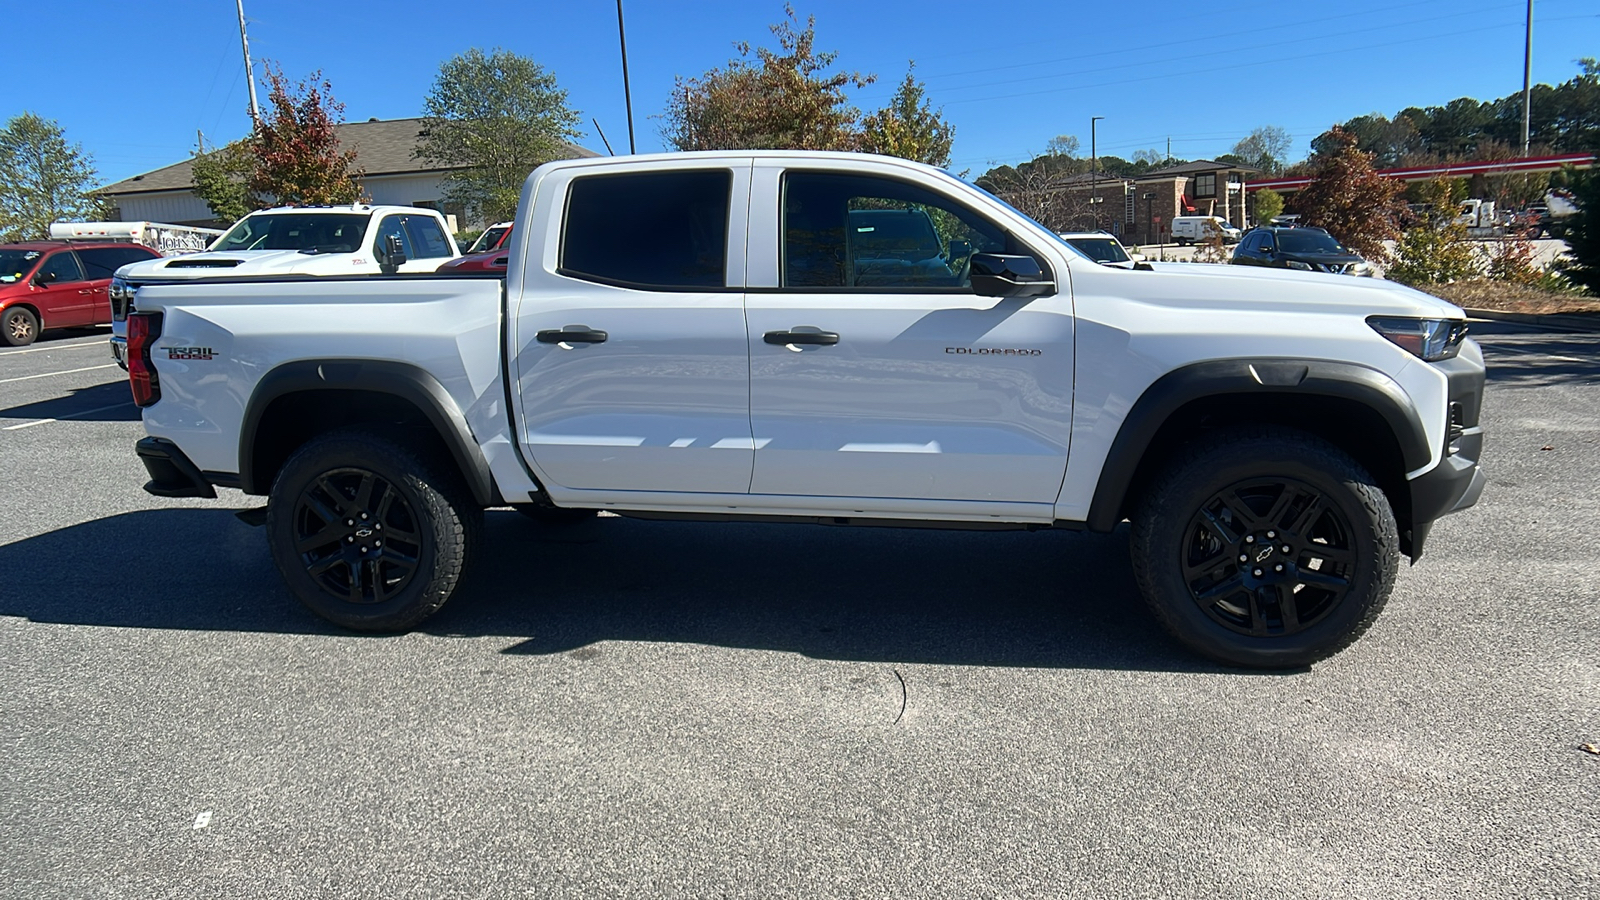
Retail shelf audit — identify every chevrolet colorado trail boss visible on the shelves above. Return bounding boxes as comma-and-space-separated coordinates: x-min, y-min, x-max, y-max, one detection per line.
125, 152, 1485, 668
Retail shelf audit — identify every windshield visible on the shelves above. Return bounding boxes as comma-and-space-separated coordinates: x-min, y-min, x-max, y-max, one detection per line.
1065, 238, 1130, 264
1277, 230, 1347, 254
213, 213, 370, 253
468, 225, 510, 254
0, 249, 44, 284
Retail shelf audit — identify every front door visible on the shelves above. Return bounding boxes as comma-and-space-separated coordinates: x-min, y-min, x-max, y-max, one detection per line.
31, 250, 94, 327
513, 162, 756, 495
744, 167, 1076, 504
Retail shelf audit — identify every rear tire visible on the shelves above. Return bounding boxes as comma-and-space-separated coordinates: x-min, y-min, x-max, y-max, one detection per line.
3, 307, 39, 346
1129, 427, 1399, 668
267, 428, 482, 632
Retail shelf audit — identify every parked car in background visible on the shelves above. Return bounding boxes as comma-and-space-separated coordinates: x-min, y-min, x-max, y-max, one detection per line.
465, 222, 513, 254
1232, 226, 1374, 276
1056, 231, 1144, 269
108, 204, 460, 366
437, 249, 509, 275
1, 241, 161, 346
1170, 215, 1242, 245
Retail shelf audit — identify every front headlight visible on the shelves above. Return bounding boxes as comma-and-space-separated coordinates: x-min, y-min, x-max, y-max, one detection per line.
1285, 260, 1314, 271
1367, 317, 1468, 361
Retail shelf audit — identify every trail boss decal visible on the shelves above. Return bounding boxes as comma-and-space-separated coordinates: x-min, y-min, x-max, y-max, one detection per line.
945, 347, 1042, 356
167, 347, 214, 361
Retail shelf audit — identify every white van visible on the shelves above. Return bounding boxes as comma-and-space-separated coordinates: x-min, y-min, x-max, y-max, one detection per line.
1170, 215, 1242, 245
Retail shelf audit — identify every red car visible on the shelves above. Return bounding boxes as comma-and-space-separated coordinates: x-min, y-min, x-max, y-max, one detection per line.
436, 250, 509, 275
1, 241, 161, 346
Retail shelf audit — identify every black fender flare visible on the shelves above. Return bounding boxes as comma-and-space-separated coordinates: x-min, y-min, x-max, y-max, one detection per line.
1084, 357, 1431, 532
238, 359, 497, 506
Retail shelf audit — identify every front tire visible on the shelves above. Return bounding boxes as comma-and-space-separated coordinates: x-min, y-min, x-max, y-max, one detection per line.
267, 429, 481, 631
3, 307, 39, 346
1130, 427, 1399, 668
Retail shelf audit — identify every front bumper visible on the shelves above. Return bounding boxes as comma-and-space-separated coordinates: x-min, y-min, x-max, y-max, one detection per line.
110, 335, 128, 369
1403, 346, 1486, 558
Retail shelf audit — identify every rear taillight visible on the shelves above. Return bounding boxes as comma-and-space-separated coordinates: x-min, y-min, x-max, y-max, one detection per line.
127, 312, 162, 407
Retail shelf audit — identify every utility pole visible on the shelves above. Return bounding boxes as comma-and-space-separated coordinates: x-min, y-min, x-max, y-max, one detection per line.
1521, 0, 1533, 154
236, 0, 260, 128
1091, 116, 1105, 230
616, 0, 637, 154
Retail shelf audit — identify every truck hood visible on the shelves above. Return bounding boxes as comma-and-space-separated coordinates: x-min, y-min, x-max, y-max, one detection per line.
1135, 261, 1463, 319
117, 249, 373, 281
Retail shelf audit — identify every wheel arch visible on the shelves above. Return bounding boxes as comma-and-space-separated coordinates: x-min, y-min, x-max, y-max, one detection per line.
1086, 358, 1431, 551
240, 359, 498, 507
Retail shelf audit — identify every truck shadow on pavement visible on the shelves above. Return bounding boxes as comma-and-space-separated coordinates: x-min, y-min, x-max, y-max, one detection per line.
0, 508, 1237, 674
0, 381, 138, 423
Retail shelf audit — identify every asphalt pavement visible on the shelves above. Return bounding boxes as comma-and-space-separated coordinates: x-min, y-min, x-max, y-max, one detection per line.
2, 322, 1596, 898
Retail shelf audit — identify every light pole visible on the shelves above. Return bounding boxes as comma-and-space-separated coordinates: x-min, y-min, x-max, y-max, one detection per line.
1522, 0, 1533, 154
617, 0, 637, 154
1090, 116, 1105, 230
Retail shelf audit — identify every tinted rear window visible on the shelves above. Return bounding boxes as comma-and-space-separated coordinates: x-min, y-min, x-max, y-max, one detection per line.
561, 170, 731, 289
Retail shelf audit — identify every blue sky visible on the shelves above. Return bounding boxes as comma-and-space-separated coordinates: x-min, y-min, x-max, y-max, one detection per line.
3, 0, 1597, 186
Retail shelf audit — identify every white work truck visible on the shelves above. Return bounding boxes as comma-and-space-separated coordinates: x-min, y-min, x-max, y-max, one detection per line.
125, 152, 1485, 668
108, 204, 458, 366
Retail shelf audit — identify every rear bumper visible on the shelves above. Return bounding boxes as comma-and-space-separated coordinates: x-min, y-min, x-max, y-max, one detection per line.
136, 437, 216, 499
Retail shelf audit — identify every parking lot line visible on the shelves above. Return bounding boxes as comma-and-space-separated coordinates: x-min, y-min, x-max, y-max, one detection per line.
0, 364, 119, 386
0, 339, 108, 356
3, 400, 133, 431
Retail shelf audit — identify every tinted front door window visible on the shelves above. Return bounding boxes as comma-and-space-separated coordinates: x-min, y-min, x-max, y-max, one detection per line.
782, 172, 1006, 290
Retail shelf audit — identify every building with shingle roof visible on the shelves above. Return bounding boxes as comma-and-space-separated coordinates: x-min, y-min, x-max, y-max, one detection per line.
98, 117, 598, 230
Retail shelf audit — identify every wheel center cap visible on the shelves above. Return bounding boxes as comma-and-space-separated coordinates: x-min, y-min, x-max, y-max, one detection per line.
354, 526, 374, 539
1254, 545, 1275, 562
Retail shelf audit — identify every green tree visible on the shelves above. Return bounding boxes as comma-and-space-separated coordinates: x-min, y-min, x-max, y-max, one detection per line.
249, 63, 363, 206
1230, 125, 1292, 175
1387, 177, 1481, 286
1252, 188, 1284, 225
1296, 126, 1405, 261
662, 4, 872, 153
190, 138, 262, 224
1555, 170, 1600, 294
415, 48, 583, 224
859, 64, 954, 167
0, 113, 104, 242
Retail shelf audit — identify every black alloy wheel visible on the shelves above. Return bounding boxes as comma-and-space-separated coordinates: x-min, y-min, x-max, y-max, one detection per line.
1130, 427, 1399, 668
267, 428, 480, 632
1180, 477, 1354, 638
292, 468, 423, 605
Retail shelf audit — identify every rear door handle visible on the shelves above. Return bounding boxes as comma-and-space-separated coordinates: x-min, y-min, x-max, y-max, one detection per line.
537, 328, 608, 344
763, 329, 839, 346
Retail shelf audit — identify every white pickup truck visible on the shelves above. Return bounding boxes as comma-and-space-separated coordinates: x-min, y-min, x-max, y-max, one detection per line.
124, 151, 1485, 668
108, 203, 458, 366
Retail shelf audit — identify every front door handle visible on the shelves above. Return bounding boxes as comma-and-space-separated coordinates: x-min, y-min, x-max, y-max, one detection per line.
537, 327, 608, 344
763, 329, 839, 346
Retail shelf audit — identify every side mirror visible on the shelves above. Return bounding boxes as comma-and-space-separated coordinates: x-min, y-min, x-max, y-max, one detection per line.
32, 270, 56, 287
378, 234, 408, 274
948, 239, 973, 261
1261, 245, 1276, 254
970, 252, 1054, 298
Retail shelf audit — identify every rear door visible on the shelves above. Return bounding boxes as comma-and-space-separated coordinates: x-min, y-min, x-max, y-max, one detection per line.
511, 161, 756, 495
742, 163, 1076, 504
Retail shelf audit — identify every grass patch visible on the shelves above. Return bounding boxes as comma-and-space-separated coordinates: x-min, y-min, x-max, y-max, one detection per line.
1417, 279, 1600, 315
